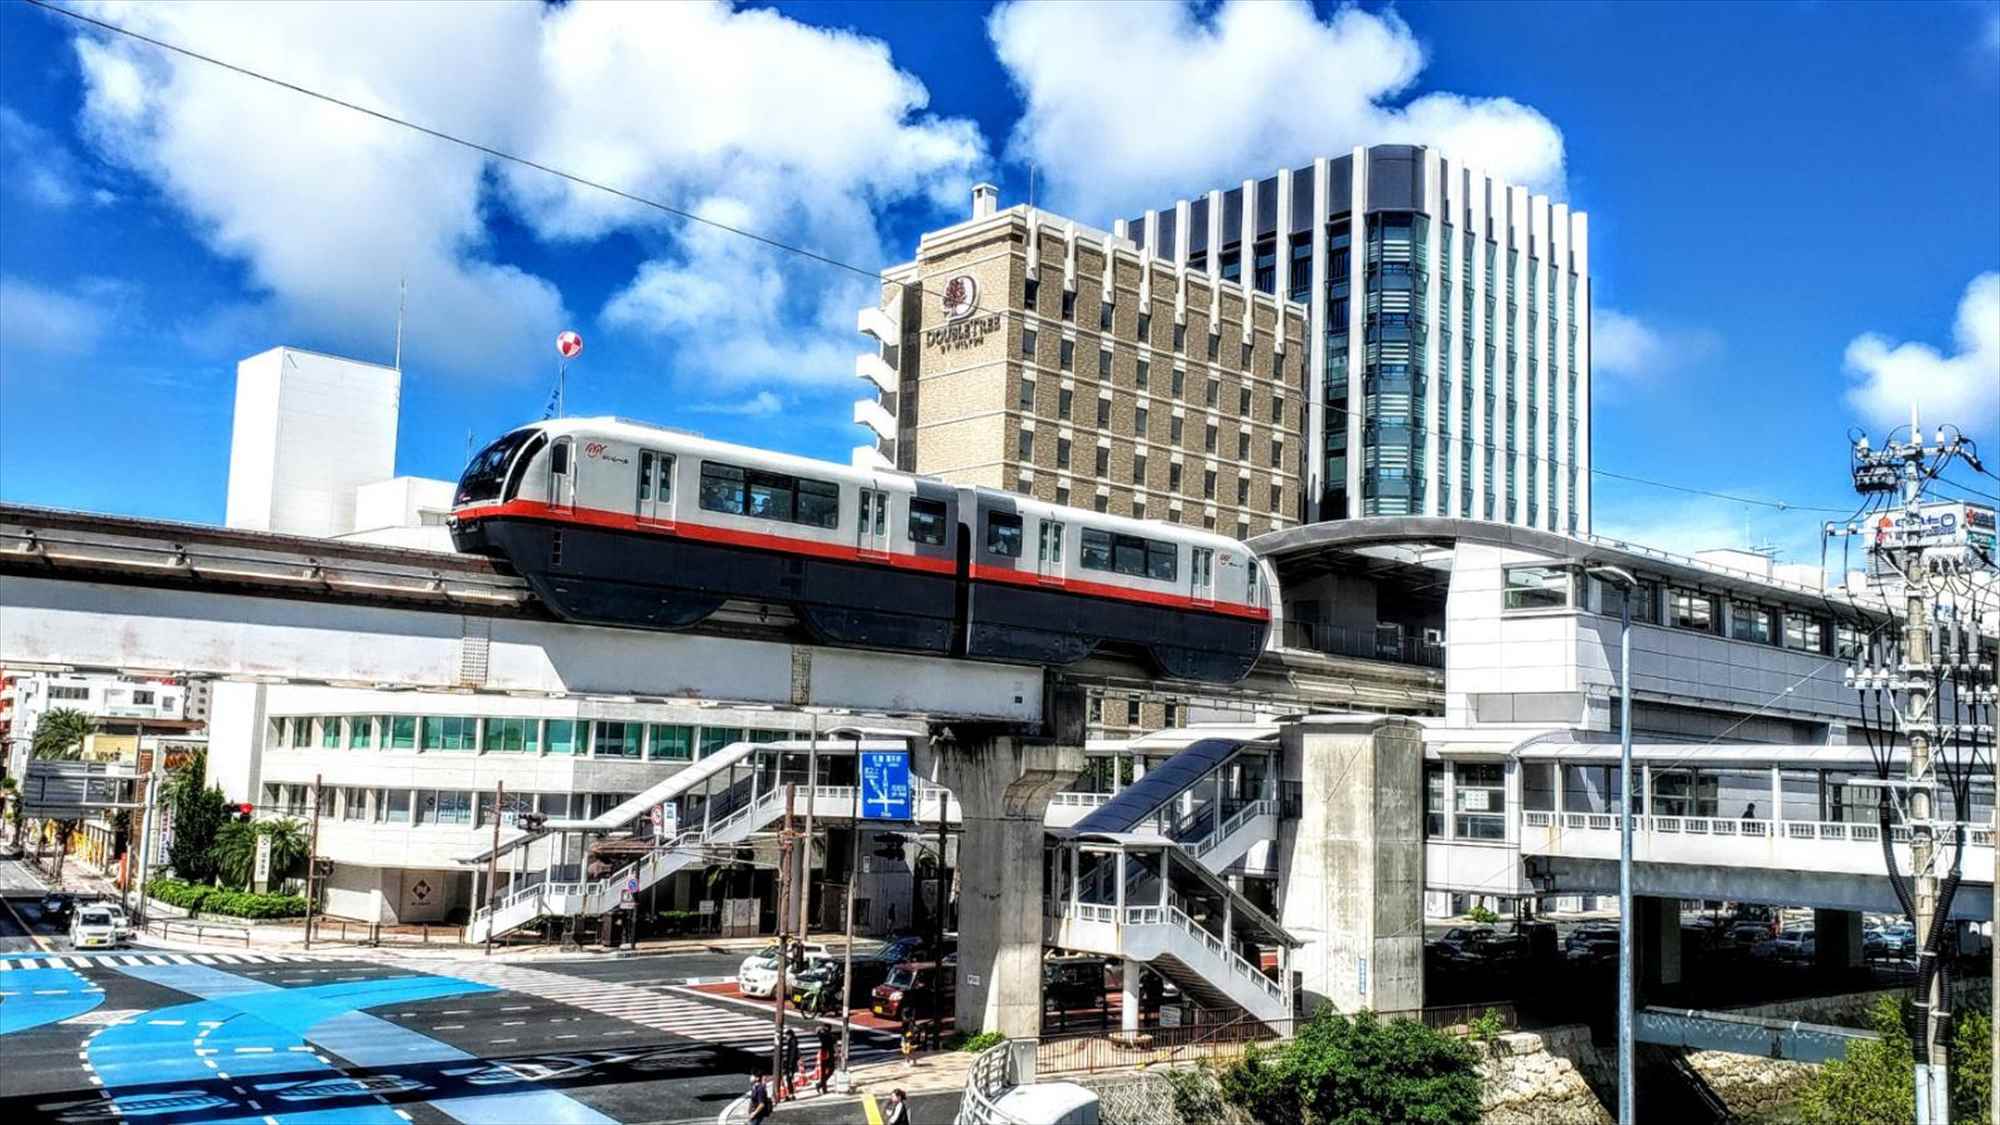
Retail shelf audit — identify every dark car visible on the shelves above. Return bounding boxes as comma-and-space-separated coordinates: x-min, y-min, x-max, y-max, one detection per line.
1042, 956, 1109, 1024
39, 892, 73, 920
1430, 926, 1495, 958
871, 960, 953, 1023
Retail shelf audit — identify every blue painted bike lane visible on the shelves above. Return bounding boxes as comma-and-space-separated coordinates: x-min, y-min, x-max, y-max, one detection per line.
95, 963, 617, 1125
0, 965, 104, 1035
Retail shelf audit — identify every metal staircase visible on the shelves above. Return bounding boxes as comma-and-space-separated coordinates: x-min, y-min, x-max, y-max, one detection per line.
1049, 901, 1291, 1026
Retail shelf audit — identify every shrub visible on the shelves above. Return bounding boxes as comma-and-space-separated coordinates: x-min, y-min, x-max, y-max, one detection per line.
954, 1030, 1006, 1053
1465, 904, 1500, 925
148, 877, 213, 911
1216, 1008, 1482, 1125
1469, 1007, 1507, 1045
149, 878, 305, 919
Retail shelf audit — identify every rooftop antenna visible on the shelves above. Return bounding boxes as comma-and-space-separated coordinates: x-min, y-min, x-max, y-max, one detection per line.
394, 276, 406, 372
1029, 163, 1037, 210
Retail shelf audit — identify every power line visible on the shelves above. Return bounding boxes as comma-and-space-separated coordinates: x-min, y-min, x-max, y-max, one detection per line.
25, 0, 1864, 522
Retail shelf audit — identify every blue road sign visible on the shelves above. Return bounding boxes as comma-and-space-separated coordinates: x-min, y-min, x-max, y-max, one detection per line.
859, 750, 912, 821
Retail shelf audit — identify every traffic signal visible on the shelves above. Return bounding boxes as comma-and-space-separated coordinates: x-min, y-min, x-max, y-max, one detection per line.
236, 804, 254, 823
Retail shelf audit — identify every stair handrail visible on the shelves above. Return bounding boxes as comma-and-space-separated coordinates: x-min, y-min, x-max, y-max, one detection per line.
1125, 903, 1285, 1002
1189, 798, 1277, 859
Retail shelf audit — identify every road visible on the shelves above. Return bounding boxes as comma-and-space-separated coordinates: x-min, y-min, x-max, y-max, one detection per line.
0, 948, 929, 1124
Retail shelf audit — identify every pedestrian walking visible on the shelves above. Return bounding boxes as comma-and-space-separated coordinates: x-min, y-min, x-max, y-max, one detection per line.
780, 1027, 801, 1097
884, 1088, 912, 1125
746, 1074, 773, 1125
815, 1024, 838, 1094
900, 1022, 917, 1070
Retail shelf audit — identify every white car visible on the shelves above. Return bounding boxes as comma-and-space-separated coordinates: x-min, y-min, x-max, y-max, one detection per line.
102, 904, 134, 942
71, 906, 121, 950
737, 942, 834, 998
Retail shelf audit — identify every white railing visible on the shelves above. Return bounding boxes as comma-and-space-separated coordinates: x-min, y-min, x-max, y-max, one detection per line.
1524, 811, 1552, 828
1541, 815, 1992, 848
1052, 792, 1113, 808
1121, 904, 1286, 1004
1190, 800, 1276, 860
958, 1040, 1030, 1125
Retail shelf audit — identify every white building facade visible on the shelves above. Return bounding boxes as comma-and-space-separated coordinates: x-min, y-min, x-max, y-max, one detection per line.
2, 671, 199, 780
1117, 145, 1591, 532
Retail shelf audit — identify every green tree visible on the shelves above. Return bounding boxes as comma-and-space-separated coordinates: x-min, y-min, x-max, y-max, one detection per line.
214, 817, 308, 890
163, 750, 230, 885
1213, 1008, 1483, 1125
1798, 996, 1992, 1124
30, 707, 95, 760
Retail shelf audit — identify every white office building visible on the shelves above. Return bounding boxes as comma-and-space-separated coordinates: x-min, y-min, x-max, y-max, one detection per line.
1116, 144, 1591, 532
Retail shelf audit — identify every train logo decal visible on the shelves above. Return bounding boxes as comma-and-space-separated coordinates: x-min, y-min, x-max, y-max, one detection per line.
942, 274, 978, 320
583, 441, 608, 460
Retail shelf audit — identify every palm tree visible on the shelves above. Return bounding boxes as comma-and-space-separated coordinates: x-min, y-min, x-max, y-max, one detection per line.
31, 708, 94, 760
28, 708, 94, 878
215, 817, 309, 891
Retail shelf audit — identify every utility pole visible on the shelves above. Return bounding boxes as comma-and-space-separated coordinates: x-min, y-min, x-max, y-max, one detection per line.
839, 732, 861, 1094
771, 785, 797, 1099
932, 795, 948, 1042
801, 716, 818, 941
304, 773, 321, 952
484, 781, 503, 957
131, 752, 162, 929
1843, 415, 1999, 1124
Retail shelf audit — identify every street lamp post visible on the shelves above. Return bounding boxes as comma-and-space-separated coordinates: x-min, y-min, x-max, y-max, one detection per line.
1588, 564, 1638, 1125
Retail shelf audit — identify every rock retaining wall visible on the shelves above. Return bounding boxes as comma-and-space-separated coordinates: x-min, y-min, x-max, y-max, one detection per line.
1477, 1029, 1615, 1124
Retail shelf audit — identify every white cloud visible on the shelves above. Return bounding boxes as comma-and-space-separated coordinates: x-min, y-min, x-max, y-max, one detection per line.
1843, 273, 2000, 441
60, 1, 984, 388
988, 0, 1566, 218
2, 105, 87, 209
0, 275, 134, 354
690, 390, 783, 417
1593, 308, 1722, 384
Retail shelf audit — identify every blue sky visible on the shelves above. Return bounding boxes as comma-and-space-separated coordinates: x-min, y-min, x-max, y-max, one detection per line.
1, 0, 1995, 565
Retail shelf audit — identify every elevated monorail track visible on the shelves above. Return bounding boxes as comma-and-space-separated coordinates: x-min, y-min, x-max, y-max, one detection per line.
0, 504, 1439, 723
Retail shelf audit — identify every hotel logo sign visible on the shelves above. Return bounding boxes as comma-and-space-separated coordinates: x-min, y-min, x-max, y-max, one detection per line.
941, 274, 978, 319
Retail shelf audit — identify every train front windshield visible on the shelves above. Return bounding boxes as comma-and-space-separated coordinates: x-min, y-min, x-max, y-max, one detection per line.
455, 429, 537, 506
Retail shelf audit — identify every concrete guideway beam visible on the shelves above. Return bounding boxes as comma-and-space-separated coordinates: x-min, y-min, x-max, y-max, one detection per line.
0, 575, 1045, 723
922, 725, 1085, 1038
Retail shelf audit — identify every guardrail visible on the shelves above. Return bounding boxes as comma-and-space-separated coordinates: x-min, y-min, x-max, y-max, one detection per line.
957, 1039, 1030, 1125
147, 918, 251, 947
1521, 810, 1992, 848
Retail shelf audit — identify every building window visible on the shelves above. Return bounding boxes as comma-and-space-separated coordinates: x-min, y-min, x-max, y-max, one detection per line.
1453, 763, 1506, 840
1836, 622, 1866, 659
1239, 386, 1252, 415
1059, 338, 1074, 370
1730, 604, 1776, 646
1169, 462, 1183, 493
1206, 378, 1219, 407
1522, 762, 1556, 811
1056, 437, 1072, 470
1098, 349, 1111, 377
384, 715, 418, 750
1204, 469, 1217, 499
1133, 452, 1148, 484
593, 720, 643, 759
1270, 439, 1282, 468
1021, 328, 1037, 358
1095, 494, 1109, 513
1205, 423, 1217, 453
1126, 699, 1142, 726
1241, 340, 1253, 368
1018, 429, 1035, 462
1173, 323, 1186, 352
132, 690, 156, 706
1238, 432, 1250, 460
695, 726, 745, 757
482, 717, 538, 753
1061, 289, 1076, 321
49, 685, 90, 701
383, 788, 412, 823
1019, 377, 1035, 411
1138, 312, 1151, 341
1170, 415, 1184, 444
430, 790, 474, 826
1207, 333, 1220, 361
1058, 387, 1073, 420
349, 717, 374, 749
1272, 397, 1284, 424
1056, 485, 1070, 506
1097, 397, 1111, 426
421, 716, 477, 752
1503, 565, 1571, 611
545, 719, 578, 756
1095, 445, 1110, 475
319, 717, 342, 749
1171, 368, 1186, 399
1669, 588, 1716, 633
1024, 277, 1039, 309
1100, 300, 1113, 330
1425, 763, 1447, 837
648, 724, 694, 761
1237, 477, 1249, 505
1268, 483, 1281, 510
1132, 498, 1146, 520
1136, 359, 1149, 389
1135, 405, 1150, 435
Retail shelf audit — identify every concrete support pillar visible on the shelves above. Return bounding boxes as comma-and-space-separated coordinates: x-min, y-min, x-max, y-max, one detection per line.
1121, 958, 1141, 1034
1638, 896, 1682, 994
1813, 908, 1864, 977
1276, 715, 1425, 1015
922, 727, 1084, 1038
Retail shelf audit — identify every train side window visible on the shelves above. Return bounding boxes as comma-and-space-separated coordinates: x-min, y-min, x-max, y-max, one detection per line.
986, 512, 1023, 557
639, 452, 654, 501
908, 497, 947, 546
1080, 528, 1113, 571
550, 440, 570, 476
746, 470, 795, 522
1112, 534, 1147, 577
1146, 541, 1177, 582
699, 462, 747, 515
796, 479, 839, 529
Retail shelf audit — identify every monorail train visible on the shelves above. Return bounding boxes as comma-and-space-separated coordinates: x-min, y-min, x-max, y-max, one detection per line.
448, 417, 1272, 682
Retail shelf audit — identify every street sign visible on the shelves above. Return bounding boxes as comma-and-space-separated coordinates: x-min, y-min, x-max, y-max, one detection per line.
253, 834, 272, 891
858, 750, 912, 821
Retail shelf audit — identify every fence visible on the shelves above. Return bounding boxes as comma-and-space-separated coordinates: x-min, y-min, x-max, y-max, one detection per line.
1282, 620, 1445, 669
309, 916, 464, 947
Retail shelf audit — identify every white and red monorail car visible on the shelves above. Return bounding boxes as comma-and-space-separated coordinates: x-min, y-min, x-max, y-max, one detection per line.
448, 418, 1271, 682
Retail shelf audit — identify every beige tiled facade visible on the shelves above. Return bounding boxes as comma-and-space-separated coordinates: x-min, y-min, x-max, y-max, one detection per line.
858, 202, 1311, 539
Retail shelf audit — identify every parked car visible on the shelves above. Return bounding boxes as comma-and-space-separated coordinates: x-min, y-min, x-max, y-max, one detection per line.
1042, 955, 1110, 1021
737, 941, 833, 998
101, 903, 134, 943
39, 892, 73, 921
1429, 926, 1494, 960
70, 905, 121, 950
1753, 928, 1815, 963
871, 960, 954, 1023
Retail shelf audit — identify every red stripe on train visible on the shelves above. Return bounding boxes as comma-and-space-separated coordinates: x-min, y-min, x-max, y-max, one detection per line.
967, 564, 1270, 622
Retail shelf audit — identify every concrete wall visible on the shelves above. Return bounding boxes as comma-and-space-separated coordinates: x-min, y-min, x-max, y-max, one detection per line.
1278, 715, 1425, 1013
